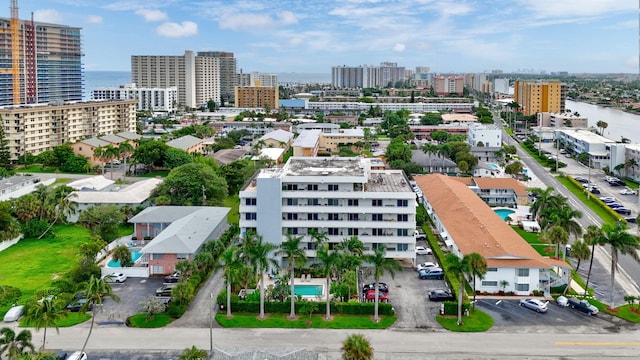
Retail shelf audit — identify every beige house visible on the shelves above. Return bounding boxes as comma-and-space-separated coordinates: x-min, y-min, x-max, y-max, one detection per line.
259, 129, 294, 149
319, 128, 364, 153
166, 135, 204, 154
70, 137, 111, 166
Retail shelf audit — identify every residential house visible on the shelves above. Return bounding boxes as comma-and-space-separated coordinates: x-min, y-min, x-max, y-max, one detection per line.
411, 150, 458, 174
449, 177, 529, 207
70, 137, 111, 166
259, 129, 294, 149
292, 130, 321, 157
167, 135, 204, 154
0, 176, 54, 201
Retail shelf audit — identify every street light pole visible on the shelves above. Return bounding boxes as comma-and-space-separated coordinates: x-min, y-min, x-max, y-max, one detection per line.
209, 292, 213, 355
587, 157, 591, 200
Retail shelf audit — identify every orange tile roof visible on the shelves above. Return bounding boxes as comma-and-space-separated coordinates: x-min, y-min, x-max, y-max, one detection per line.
414, 174, 566, 269
472, 177, 529, 196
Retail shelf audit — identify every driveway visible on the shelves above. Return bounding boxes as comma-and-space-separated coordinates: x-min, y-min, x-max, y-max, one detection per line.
91, 277, 165, 326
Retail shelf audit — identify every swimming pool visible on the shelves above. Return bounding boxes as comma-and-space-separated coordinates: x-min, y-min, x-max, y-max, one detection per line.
494, 208, 515, 220
294, 284, 323, 296
487, 163, 500, 170
107, 248, 142, 268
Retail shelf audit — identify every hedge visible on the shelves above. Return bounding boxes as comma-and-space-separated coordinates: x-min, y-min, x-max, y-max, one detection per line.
442, 301, 470, 316
227, 300, 394, 316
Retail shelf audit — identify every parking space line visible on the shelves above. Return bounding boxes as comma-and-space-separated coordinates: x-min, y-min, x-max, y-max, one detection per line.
556, 341, 640, 347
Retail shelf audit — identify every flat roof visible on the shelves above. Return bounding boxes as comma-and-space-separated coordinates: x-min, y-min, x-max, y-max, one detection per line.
293, 130, 321, 148
557, 129, 614, 144
71, 178, 162, 204
283, 157, 365, 177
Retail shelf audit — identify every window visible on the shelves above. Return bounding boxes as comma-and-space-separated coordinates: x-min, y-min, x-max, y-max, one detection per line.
397, 243, 408, 251
328, 199, 339, 206
487, 267, 498, 272
177, 253, 188, 260
289, 228, 299, 235
349, 213, 359, 221
517, 268, 529, 277
328, 228, 339, 235
287, 213, 298, 220
151, 265, 164, 274
347, 228, 359, 236
482, 281, 498, 287
151, 253, 163, 260
348, 199, 359, 206
328, 184, 339, 191
397, 214, 408, 222
372, 199, 382, 207
397, 199, 408, 207
286, 198, 298, 206
307, 213, 318, 220
515, 283, 529, 292
328, 213, 340, 220
245, 198, 256, 206
307, 184, 318, 191
245, 213, 256, 220
372, 228, 385, 236
397, 229, 408, 236
372, 214, 383, 221
307, 198, 319, 206
286, 184, 298, 190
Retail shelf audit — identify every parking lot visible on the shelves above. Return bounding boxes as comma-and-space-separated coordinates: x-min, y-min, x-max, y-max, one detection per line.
92, 277, 165, 325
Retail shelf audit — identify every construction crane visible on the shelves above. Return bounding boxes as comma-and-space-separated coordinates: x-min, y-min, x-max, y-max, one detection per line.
0, 0, 20, 105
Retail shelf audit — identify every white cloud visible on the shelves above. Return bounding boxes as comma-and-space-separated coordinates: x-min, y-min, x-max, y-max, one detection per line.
516, 0, 634, 18
392, 43, 406, 52
33, 9, 63, 23
135, 9, 169, 22
217, 11, 300, 33
278, 11, 298, 25
156, 21, 198, 38
85, 15, 103, 24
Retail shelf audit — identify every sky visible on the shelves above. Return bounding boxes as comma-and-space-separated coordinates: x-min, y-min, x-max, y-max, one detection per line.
8, 0, 640, 75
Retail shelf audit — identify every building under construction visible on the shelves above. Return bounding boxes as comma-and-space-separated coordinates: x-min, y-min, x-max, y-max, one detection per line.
0, 14, 83, 106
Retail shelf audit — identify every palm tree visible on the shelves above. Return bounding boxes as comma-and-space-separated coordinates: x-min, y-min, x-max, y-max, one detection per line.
365, 245, 401, 322
543, 206, 583, 260
276, 234, 307, 318
316, 244, 340, 320
118, 141, 134, 181
583, 225, 605, 296
309, 229, 329, 250
337, 236, 364, 300
444, 253, 468, 325
437, 143, 451, 172
547, 226, 568, 260
217, 248, 242, 317
563, 240, 591, 295
81, 275, 120, 354
38, 187, 78, 239
465, 252, 487, 308
111, 245, 133, 267
0, 327, 35, 360
341, 333, 373, 360
600, 222, 640, 308
93, 146, 106, 175
103, 145, 120, 180
246, 235, 277, 320
179, 345, 208, 360
624, 158, 638, 178
22, 297, 66, 351
529, 187, 564, 221
421, 143, 439, 172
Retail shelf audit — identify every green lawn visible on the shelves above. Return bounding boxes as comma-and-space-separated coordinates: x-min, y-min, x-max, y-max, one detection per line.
556, 177, 624, 225
20, 165, 59, 173
136, 170, 170, 178
585, 297, 640, 323
512, 227, 557, 257
20, 312, 91, 327
216, 312, 397, 329
223, 196, 240, 225
127, 313, 174, 328
0, 225, 90, 301
436, 309, 494, 332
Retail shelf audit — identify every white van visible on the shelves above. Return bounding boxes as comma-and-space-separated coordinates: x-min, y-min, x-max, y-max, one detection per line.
67, 351, 87, 360
3, 305, 24, 322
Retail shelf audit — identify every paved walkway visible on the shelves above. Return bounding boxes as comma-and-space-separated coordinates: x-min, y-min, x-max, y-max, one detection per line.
168, 267, 224, 328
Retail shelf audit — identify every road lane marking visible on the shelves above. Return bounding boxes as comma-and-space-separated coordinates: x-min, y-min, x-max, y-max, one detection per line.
556, 341, 640, 347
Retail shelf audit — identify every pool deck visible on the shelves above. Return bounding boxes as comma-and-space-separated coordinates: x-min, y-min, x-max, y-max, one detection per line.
260, 276, 329, 302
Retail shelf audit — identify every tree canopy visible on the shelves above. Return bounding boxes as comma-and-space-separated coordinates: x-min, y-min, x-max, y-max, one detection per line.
151, 162, 228, 206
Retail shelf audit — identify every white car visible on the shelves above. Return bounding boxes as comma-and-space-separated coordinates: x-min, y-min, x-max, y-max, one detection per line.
415, 246, 432, 255
556, 295, 569, 307
415, 262, 438, 272
102, 272, 127, 283
620, 188, 637, 195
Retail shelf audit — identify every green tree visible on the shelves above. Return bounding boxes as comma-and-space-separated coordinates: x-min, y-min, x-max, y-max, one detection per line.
139, 296, 167, 321
276, 234, 307, 318
465, 252, 487, 308
564, 239, 591, 296
444, 253, 468, 326
217, 247, 242, 317
421, 143, 439, 171
163, 148, 193, 169
529, 187, 564, 221
431, 130, 449, 143
0, 328, 35, 360
133, 139, 168, 169
118, 141, 135, 181
151, 163, 228, 206
77, 205, 126, 241
80, 275, 120, 354
341, 333, 373, 360
179, 345, 208, 360
0, 202, 20, 241
547, 225, 568, 259
23, 297, 66, 350
0, 124, 12, 171
93, 146, 106, 175
316, 244, 340, 320
246, 235, 277, 319
420, 112, 443, 125
364, 244, 401, 322
111, 245, 133, 267
600, 222, 640, 308
504, 161, 524, 176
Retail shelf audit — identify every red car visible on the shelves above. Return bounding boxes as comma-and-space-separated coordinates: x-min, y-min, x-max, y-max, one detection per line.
364, 289, 388, 302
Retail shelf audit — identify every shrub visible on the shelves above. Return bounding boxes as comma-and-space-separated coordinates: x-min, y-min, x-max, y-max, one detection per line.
21, 219, 52, 239
442, 301, 470, 316
167, 302, 186, 318
0, 285, 22, 306
227, 300, 395, 316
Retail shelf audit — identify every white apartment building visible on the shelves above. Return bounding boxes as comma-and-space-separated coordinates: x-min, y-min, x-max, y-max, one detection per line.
468, 123, 502, 147
554, 129, 614, 169
92, 84, 177, 112
238, 72, 278, 87
609, 143, 640, 182
239, 157, 417, 263
308, 101, 473, 113
0, 100, 137, 161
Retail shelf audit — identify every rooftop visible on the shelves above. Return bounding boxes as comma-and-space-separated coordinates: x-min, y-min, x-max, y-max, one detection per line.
282, 157, 366, 177
67, 175, 115, 191
100, 134, 127, 144
70, 178, 162, 204
0, 175, 39, 191
79, 137, 110, 148
260, 129, 294, 143
293, 130, 321, 148
166, 135, 203, 150
557, 129, 615, 144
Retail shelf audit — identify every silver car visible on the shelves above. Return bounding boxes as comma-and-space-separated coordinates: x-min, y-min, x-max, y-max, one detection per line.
519, 298, 549, 313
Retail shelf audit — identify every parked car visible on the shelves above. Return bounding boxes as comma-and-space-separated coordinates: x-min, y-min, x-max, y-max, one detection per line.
625, 217, 637, 223
428, 289, 455, 301
163, 272, 181, 283
590, 188, 601, 195
415, 262, 438, 272
238, 288, 256, 300
108, 159, 121, 165
364, 289, 388, 302
414, 230, 426, 240
620, 188, 637, 195
614, 208, 632, 215
101, 272, 127, 283
155, 284, 176, 297
418, 268, 444, 280
567, 297, 599, 315
599, 196, 617, 203
3, 305, 24, 322
65, 298, 92, 312
556, 295, 569, 307
362, 282, 389, 294
519, 298, 549, 313
607, 203, 624, 209
415, 246, 432, 255
67, 351, 87, 360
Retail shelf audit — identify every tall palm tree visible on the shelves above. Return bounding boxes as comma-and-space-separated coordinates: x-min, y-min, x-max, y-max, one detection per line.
563, 239, 591, 295
341, 333, 373, 360
465, 252, 487, 308
547, 225, 568, 260
118, 141, 134, 182
246, 235, 277, 320
529, 187, 564, 221
111, 245, 133, 267
0, 327, 35, 360
22, 297, 66, 351
93, 146, 106, 175
309, 229, 328, 250
444, 253, 469, 325
337, 236, 364, 300
103, 145, 120, 180
316, 244, 340, 320
421, 143, 439, 172
583, 224, 605, 296
276, 234, 307, 318
364, 245, 401, 323
437, 143, 451, 172
217, 248, 242, 317
600, 222, 640, 308
32, 186, 51, 221
543, 205, 583, 260
81, 275, 120, 353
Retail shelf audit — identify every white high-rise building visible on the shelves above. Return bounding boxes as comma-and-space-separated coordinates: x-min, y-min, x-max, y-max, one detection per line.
468, 123, 502, 147
92, 84, 177, 112
238, 72, 278, 87
239, 157, 418, 263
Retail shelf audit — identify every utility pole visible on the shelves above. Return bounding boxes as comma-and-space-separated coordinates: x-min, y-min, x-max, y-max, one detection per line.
202, 185, 206, 206
209, 292, 214, 356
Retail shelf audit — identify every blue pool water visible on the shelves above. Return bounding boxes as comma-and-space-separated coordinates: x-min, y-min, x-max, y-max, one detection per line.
294, 285, 323, 296
494, 209, 515, 220
107, 249, 142, 267
487, 163, 500, 170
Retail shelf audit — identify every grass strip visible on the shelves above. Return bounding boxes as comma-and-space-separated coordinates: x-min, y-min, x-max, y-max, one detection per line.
215, 312, 396, 329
